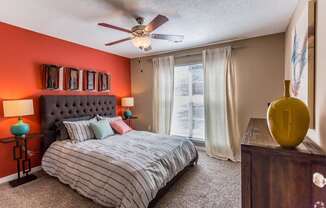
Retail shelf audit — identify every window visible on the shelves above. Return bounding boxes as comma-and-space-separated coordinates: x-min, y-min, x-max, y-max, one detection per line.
171, 63, 205, 141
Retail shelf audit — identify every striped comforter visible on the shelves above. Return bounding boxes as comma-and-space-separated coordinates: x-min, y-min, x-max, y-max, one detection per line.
42, 130, 197, 208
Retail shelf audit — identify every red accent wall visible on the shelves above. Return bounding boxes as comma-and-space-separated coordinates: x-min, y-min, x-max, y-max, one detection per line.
0, 22, 131, 178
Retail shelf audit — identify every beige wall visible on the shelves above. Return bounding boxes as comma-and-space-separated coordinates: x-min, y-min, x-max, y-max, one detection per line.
285, 0, 326, 149
131, 33, 285, 137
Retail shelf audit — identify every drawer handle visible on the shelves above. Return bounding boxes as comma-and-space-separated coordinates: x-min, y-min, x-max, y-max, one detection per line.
313, 172, 326, 188
314, 201, 325, 208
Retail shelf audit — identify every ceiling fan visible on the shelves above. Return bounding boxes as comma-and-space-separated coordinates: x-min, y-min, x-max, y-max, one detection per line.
98, 15, 184, 51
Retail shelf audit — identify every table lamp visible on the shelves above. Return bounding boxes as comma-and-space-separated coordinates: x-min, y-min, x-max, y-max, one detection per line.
121, 97, 134, 119
3, 99, 34, 136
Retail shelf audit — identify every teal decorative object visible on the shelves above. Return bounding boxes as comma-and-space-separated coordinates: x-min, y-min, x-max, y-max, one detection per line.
121, 97, 134, 119
123, 110, 133, 119
11, 118, 30, 136
3, 99, 34, 137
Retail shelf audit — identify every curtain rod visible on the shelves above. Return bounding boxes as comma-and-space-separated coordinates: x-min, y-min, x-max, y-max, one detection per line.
173, 45, 245, 58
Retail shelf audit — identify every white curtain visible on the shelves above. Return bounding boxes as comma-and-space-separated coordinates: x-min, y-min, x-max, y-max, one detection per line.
203, 46, 240, 161
152, 56, 175, 134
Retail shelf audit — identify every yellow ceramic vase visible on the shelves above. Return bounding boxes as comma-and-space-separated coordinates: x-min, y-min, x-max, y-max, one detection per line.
267, 80, 310, 148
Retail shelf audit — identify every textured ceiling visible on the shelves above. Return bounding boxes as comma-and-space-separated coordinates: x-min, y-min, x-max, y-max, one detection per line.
0, 0, 298, 58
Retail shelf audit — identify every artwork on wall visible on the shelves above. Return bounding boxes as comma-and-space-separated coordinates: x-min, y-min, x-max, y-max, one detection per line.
42, 65, 111, 93
84, 70, 96, 91
290, 0, 315, 128
43, 64, 62, 90
98, 73, 111, 91
64, 68, 80, 90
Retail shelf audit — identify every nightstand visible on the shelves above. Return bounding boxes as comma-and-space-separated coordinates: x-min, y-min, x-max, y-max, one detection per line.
123, 116, 138, 129
0, 133, 42, 187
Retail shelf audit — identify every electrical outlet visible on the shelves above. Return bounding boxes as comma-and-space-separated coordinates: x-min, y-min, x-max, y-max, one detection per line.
147, 125, 152, 131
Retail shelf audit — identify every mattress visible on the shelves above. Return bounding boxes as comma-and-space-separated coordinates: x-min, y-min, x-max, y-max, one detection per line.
42, 130, 197, 208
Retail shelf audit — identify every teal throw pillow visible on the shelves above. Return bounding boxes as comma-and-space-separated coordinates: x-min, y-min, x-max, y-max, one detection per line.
90, 119, 114, 139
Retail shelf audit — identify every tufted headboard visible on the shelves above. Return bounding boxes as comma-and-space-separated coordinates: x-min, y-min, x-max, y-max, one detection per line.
40, 95, 116, 153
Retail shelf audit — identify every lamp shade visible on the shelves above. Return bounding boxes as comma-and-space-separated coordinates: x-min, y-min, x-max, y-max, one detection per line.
3, 99, 34, 117
121, 97, 134, 107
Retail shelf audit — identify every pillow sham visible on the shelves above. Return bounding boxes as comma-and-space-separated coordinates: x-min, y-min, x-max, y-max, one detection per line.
63, 117, 97, 143
110, 119, 132, 134
55, 116, 92, 141
90, 119, 114, 139
97, 115, 122, 123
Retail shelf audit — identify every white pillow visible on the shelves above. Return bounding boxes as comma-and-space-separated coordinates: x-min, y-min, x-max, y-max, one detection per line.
63, 118, 97, 143
97, 115, 122, 123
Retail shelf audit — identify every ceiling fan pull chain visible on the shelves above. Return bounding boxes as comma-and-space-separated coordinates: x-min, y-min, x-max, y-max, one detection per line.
138, 57, 143, 73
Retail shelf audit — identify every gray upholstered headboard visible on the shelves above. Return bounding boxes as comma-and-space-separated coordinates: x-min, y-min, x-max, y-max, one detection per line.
40, 95, 116, 154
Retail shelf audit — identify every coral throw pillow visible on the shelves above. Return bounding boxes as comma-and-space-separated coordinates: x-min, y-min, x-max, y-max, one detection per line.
110, 119, 132, 134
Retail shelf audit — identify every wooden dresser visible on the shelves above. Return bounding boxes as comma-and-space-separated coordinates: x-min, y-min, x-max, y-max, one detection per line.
241, 118, 326, 208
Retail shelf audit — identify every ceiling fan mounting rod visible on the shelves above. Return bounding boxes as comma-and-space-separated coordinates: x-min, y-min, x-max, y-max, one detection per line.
135, 17, 144, 25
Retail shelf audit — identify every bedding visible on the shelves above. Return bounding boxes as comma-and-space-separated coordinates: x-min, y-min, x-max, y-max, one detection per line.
90, 119, 115, 139
110, 119, 132, 134
63, 117, 97, 143
97, 115, 123, 123
55, 116, 92, 141
42, 130, 197, 208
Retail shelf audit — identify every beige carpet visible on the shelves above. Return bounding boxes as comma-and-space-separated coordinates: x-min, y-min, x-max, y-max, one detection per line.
0, 150, 240, 208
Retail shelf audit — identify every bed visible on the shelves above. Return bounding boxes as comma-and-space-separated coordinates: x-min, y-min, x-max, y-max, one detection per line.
40, 95, 198, 208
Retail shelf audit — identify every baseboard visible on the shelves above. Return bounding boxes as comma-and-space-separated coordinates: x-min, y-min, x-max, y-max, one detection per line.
0, 166, 42, 185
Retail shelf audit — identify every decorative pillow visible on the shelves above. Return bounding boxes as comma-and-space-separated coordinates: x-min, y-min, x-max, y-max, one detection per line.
97, 115, 122, 123
55, 116, 92, 141
90, 119, 114, 139
110, 119, 132, 134
63, 118, 97, 143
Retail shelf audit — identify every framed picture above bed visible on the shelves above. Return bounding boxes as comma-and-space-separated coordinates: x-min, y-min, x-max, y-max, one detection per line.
42, 64, 63, 90
83, 70, 96, 91
64, 67, 80, 90
98, 73, 111, 91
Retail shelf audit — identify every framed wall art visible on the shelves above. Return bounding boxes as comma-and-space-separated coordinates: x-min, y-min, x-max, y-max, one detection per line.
83, 70, 96, 91
43, 64, 62, 90
290, 0, 315, 128
64, 67, 80, 90
98, 73, 111, 91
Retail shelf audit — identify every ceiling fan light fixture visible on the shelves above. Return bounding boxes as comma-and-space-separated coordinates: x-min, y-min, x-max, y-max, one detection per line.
99, 14, 183, 51
131, 35, 151, 49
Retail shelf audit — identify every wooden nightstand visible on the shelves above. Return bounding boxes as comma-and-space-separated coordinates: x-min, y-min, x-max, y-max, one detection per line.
0, 133, 42, 187
123, 116, 138, 129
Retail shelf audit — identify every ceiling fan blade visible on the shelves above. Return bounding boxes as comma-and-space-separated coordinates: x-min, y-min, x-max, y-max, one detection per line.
151, 34, 184, 42
144, 46, 152, 51
145, 15, 169, 32
98, 23, 132, 33
105, 37, 132, 46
